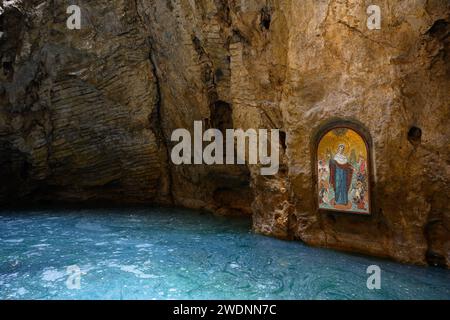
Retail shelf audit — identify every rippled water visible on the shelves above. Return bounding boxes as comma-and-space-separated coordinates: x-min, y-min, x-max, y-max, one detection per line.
0, 207, 449, 300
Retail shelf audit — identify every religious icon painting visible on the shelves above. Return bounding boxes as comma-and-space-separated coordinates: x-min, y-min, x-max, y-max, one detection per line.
317, 126, 371, 215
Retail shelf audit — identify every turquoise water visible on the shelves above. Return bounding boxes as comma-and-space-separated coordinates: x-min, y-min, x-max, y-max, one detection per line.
0, 207, 449, 300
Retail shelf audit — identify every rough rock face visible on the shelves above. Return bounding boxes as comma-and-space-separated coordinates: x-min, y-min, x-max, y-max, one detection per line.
0, 0, 449, 267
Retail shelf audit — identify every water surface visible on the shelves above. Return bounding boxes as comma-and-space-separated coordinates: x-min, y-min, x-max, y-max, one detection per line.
0, 207, 449, 300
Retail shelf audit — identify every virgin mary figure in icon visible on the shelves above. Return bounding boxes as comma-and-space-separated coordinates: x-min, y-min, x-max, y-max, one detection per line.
329, 144, 354, 206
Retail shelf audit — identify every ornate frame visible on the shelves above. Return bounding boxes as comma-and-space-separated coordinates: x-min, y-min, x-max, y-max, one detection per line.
313, 121, 373, 216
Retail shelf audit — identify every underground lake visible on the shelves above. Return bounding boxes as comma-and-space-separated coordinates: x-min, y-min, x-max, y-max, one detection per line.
0, 207, 449, 300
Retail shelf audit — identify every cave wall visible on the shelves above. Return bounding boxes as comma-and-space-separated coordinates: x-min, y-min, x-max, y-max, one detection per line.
0, 0, 449, 267
0, 0, 172, 204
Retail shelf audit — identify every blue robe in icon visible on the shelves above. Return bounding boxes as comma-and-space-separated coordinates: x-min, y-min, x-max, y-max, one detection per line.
329, 158, 353, 205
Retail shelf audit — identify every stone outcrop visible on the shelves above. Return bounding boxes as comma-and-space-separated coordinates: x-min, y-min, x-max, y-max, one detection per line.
0, 0, 449, 267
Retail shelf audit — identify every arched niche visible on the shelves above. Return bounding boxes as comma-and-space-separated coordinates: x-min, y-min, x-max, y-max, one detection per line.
315, 124, 372, 215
